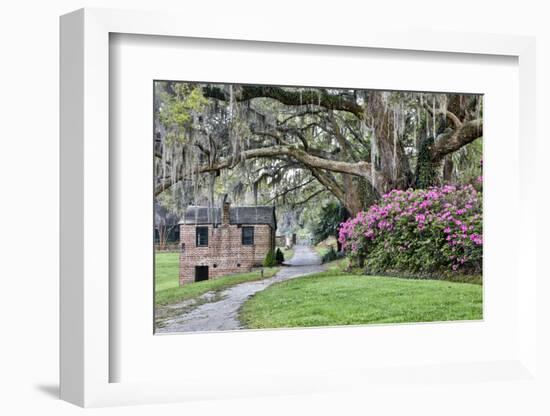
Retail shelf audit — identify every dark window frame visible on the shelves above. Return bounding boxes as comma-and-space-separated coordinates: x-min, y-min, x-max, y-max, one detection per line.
196, 226, 209, 247
242, 226, 254, 246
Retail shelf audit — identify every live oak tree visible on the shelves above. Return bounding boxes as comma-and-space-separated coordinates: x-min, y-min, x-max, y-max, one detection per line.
154, 82, 483, 216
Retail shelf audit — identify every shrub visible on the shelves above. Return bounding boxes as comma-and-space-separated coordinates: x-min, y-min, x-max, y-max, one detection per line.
275, 248, 285, 264
321, 246, 342, 263
263, 249, 277, 267
338, 184, 482, 275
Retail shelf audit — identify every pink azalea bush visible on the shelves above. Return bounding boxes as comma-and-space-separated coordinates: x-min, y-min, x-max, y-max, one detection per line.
338, 184, 482, 275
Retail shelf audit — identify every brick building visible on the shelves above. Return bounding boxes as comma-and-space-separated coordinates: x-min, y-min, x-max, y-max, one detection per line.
179, 202, 276, 285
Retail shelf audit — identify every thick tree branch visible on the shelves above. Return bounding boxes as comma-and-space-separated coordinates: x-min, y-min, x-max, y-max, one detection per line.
431, 118, 482, 162
203, 85, 363, 118
328, 111, 360, 161
278, 109, 324, 125
155, 143, 390, 196
309, 168, 345, 203
423, 103, 463, 128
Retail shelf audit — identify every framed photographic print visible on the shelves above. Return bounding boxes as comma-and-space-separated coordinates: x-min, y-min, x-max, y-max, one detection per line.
60, 7, 541, 409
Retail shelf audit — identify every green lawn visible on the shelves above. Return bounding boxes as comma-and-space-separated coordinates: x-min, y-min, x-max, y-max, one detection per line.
240, 270, 483, 329
155, 252, 279, 306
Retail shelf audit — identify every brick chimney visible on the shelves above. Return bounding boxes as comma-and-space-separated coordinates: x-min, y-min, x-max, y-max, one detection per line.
222, 200, 230, 225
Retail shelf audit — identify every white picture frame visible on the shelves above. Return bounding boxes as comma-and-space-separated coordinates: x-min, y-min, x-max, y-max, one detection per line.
60, 8, 539, 408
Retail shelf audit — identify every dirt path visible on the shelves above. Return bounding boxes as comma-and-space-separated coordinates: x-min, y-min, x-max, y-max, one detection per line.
156, 245, 325, 333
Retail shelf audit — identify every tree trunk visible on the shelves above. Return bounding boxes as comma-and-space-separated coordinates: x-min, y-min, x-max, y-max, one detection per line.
443, 156, 454, 182
341, 174, 376, 216
415, 136, 439, 188
366, 92, 414, 193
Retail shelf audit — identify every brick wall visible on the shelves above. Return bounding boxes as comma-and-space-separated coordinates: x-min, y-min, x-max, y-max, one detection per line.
179, 223, 274, 285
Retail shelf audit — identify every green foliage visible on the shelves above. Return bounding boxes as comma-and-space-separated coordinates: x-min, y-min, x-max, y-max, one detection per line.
157, 82, 208, 144
240, 271, 483, 329
451, 138, 483, 185
275, 247, 285, 264
314, 236, 337, 258
311, 201, 348, 245
339, 185, 483, 276
321, 246, 342, 263
263, 249, 277, 267
156, 190, 181, 218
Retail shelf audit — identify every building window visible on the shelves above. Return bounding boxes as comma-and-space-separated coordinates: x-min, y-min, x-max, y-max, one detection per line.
242, 226, 254, 245
196, 227, 208, 247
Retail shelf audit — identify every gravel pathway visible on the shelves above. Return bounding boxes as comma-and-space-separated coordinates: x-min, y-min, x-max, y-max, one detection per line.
156, 245, 325, 333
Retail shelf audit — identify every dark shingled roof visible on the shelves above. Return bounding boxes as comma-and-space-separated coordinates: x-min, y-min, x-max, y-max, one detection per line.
180, 206, 276, 229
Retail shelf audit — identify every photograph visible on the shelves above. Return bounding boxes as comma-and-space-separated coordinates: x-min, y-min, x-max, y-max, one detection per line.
153, 81, 483, 333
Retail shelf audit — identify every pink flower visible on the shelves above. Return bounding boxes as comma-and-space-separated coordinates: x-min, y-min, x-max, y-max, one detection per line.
338, 184, 482, 274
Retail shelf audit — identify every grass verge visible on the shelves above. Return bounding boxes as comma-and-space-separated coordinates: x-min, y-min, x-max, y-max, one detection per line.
155, 252, 279, 306
240, 270, 482, 329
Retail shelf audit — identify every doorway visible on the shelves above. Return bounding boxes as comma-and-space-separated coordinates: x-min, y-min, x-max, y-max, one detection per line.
195, 266, 209, 282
